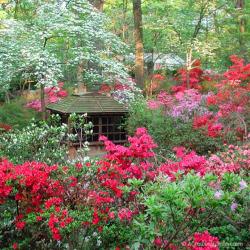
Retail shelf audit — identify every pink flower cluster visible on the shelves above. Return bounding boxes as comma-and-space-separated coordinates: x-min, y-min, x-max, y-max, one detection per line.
153, 231, 219, 250
26, 82, 68, 111
147, 89, 209, 122
209, 143, 250, 173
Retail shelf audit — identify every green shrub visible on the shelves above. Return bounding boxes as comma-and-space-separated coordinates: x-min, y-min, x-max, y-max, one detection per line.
0, 119, 68, 165
0, 98, 40, 129
130, 173, 249, 249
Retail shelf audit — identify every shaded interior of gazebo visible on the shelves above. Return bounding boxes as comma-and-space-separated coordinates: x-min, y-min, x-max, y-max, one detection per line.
46, 92, 128, 147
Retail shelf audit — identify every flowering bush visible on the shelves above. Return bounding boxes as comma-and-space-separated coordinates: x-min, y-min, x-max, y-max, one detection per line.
144, 55, 250, 147
130, 172, 249, 249
0, 118, 68, 165
148, 89, 210, 122
0, 128, 249, 249
183, 231, 220, 250
0, 128, 158, 249
173, 59, 204, 92
128, 97, 223, 155
206, 142, 250, 176
26, 82, 68, 111
204, 55, 250, 141
98, 78, 142, 105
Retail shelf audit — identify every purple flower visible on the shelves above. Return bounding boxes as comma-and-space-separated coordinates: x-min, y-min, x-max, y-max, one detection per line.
230, 202, 238, 212
239, 180, 248, 190
214, 190, 223, 199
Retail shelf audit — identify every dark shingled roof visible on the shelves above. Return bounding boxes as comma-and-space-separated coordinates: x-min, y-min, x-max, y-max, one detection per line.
46, 92, 128, 114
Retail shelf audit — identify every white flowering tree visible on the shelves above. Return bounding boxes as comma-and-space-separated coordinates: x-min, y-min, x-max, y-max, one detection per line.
0, 0, 129, 119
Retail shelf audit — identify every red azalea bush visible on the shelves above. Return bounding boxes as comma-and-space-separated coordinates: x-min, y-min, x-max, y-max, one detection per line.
173, 59, 204, 92
159, 146, 207, 180
173, 60, 220, 93
204, 55, 250, 141
0, 128, 249, 249
193, 114, 224, 138
0, 128, 158, 248
0, 160, 68, 242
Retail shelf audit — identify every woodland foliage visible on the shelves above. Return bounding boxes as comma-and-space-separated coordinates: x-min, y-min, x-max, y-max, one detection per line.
0, 1, 249, 249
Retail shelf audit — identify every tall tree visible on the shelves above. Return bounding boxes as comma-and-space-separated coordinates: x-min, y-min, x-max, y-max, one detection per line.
0, 0, 128, 118
132, 0, 144, 88
236, 0, 247, 57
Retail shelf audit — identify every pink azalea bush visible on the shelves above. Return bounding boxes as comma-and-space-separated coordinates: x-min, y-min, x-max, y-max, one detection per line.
26, 82, 68, 111
147, 89, 210, 122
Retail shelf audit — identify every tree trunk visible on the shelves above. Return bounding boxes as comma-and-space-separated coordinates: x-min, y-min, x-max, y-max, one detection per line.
122, 0, 128, 42
133, 0, 144, 88
236, 0, 246, 57
40, 84, 46, 121
89, 0, 105, 11
76, 62, 87, 94
5, 91, 10, 103
186, 48, 193, 89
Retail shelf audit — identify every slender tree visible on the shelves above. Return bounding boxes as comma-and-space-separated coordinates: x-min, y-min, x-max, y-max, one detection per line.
236, 0, 247, 57
132, 0, 144, 88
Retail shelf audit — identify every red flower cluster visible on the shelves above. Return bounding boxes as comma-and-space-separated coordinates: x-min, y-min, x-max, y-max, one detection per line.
193, 114, 223, 138
118, 208, 133, 221
0, 123, 12, 132
224, 55, 250, 82
0, 160, 63, 205
153, 237, 177, 249
159, 144, 246, 179
48, 209, 73, 240
206, 56, 250, 139
183, 231, 220, 250
173, 60, 204, 92
87, 128, 158, 224
100, 127, 157, 160
0, 159, 68, 240
159, 147, 207, 180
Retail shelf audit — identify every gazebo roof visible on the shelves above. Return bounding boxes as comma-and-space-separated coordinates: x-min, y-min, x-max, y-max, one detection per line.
46, 92, 128, 114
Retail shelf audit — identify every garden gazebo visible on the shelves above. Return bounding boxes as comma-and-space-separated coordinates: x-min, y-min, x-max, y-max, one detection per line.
46, 92, 128, 153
